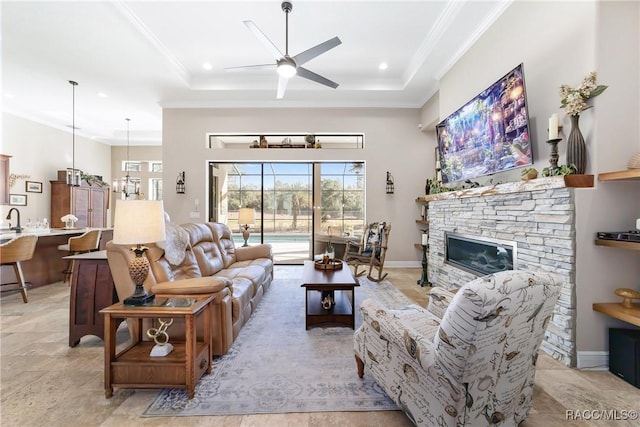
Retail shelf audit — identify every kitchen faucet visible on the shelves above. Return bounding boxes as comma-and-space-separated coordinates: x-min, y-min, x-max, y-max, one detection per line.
6, 208, 22, 233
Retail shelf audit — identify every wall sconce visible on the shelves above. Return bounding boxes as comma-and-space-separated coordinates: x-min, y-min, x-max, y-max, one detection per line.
176, 171, 186, 194
386, 171, 395, 194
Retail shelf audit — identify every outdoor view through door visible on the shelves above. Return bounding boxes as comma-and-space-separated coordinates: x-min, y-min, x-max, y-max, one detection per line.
209, 162, 365, 264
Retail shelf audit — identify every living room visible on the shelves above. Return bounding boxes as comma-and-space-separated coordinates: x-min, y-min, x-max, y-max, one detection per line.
2, 1, 639, 425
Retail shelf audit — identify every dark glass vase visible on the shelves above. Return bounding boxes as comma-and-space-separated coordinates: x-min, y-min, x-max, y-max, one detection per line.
566, 114, 586, 174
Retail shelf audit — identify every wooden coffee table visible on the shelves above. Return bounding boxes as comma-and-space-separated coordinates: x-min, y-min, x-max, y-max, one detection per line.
100, 294, 214, 399
301, 260, 359, 329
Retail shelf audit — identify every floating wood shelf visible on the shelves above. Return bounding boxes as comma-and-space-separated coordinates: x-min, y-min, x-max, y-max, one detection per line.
415, 219, 429, 225
593, 302, 640, 327
595, 239, 640, 252
598, 169, 640, 181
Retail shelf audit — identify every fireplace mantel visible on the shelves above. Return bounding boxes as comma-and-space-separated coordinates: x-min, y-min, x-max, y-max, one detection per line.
417, 175, 593, 203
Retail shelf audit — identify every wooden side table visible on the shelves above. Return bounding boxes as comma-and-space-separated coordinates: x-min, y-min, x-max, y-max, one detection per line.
67, 250, 121, 347
100, 294, 214, 399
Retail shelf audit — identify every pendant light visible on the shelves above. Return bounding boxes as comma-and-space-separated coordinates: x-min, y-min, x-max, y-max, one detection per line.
112, 118, 140, 198
66, 80, 81, 187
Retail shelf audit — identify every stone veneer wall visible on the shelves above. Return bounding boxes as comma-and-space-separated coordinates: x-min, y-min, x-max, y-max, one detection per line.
427, 182, 577, 367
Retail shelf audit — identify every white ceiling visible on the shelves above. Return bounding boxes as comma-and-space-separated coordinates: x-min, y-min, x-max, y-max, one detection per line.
2, 0, 511, 146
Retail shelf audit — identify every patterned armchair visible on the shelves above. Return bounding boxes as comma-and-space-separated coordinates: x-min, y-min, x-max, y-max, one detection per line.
343, 221, 390, 282
354, 270, 560, 426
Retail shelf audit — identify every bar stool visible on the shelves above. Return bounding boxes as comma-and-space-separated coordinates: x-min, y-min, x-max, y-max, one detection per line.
58, 230, 102, 284
0, 235, 38, 303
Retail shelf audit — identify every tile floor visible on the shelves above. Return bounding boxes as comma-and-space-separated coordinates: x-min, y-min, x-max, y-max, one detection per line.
1, 266, 639, 426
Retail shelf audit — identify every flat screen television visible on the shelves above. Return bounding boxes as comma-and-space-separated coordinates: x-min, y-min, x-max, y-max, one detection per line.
436, 63, 532, 184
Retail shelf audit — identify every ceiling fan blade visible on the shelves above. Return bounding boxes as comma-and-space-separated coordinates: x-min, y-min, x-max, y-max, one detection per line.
293, 37, 342, 66
244, 20, 283, 60
276, 75, 289, 99
225, 64, 276, 72
296, 67, 339, 89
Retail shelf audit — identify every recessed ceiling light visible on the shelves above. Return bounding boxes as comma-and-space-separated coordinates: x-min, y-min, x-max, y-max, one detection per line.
97, 92, 108, 98
202, 62, 213, 71
378, 62, 388, 70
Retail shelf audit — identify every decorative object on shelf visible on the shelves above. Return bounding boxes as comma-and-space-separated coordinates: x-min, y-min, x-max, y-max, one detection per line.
425, 178, 432, 195
559, 71, 607, 174
628, 153, 640, 169
67, 81, 81, 187
61, 213, 78, 229
147, 318, 174, 357
113, 200, 166, 306
548, 113, 559, 140
385, 171, 394, 194
80, 172, 109, 187
521, 167, 538, 181
112, 118, 140, 198
238, 207, 255, 247
320, 290, 335, 310
417, 230, 431, 287
260, 135, 268, 148
305, 134, 315, 147
542, 163, 577, 177
614, 288, 640, 309
176, 171, 185, 194
546, 138, 562, 169
566, 114, 587, 175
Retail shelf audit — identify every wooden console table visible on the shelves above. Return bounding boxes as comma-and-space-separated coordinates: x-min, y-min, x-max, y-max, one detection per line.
592, 302, 640, 327
67, 250, 121, 347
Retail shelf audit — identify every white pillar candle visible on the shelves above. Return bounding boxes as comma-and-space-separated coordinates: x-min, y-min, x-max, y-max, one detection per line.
421, 233, 429, 246
548, 114, 558, 139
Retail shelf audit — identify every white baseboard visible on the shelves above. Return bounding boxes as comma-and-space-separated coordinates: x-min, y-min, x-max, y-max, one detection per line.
577, 351, 608, 370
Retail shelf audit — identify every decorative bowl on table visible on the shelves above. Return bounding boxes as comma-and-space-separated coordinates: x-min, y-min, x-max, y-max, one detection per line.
314, 258, 343, 271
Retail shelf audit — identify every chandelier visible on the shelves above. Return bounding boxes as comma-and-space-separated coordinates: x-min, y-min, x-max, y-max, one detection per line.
112, 118, 140, 198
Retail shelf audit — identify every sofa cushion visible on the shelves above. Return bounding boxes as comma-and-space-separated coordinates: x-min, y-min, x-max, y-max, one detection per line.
183, 223, 226, 276
147, 243, 202, 282
207, 222, 237, 268
151, 276, 232, 294
215, 264, 266, 295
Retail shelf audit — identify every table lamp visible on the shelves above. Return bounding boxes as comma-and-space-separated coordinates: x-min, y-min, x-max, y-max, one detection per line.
238, 207, 255, 247
113, 200, 166, 306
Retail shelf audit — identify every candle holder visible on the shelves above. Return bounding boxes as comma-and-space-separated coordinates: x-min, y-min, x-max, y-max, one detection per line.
417, 244, 431, 287
546, 138, 562, 169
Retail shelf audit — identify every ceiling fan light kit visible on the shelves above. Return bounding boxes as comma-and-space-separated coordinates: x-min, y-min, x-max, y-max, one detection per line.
227, 1, 341, 99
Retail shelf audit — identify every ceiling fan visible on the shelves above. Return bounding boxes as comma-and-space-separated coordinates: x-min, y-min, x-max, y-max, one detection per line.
226, 1, 341, 99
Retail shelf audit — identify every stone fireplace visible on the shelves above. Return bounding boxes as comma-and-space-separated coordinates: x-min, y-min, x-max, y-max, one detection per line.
426, 177, 580, 367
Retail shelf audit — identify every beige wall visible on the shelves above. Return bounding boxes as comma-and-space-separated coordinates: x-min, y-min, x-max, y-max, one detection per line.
1, 113, 112, 226
430, 0, 640, 358
161, 108, 431, 265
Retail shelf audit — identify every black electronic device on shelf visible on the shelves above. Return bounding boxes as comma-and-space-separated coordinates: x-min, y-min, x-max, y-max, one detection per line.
596, 230, 640, 243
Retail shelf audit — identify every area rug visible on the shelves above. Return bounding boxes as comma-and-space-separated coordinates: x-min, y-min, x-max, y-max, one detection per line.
142, 274, 413, 417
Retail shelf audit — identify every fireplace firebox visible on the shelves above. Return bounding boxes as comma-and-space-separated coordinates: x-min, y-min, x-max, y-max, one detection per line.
444, 232, 517, 276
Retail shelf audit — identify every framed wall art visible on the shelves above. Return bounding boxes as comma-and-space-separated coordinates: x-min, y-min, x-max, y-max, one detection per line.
25, 181, 42, 193
9, 194, 27, 206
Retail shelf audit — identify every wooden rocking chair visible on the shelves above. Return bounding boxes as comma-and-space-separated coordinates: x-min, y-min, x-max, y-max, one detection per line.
343, 222, 391, 282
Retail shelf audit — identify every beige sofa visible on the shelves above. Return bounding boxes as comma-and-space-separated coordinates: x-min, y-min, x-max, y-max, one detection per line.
106, 221, 273, 355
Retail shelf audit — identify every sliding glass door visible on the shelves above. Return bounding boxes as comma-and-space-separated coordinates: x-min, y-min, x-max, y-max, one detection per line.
209, 162, 364, 264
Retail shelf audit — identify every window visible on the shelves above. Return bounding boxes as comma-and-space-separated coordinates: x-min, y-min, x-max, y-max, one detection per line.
149, 178, 163, 200
123, 161, 141, 172
149, 162, 163, 172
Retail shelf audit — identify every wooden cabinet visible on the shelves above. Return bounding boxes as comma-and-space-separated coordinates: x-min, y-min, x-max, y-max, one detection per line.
51, 171, 109, 228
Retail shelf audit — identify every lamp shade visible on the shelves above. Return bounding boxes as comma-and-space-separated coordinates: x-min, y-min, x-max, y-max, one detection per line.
238, 208, 255, 225
113, 200, 166, 245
